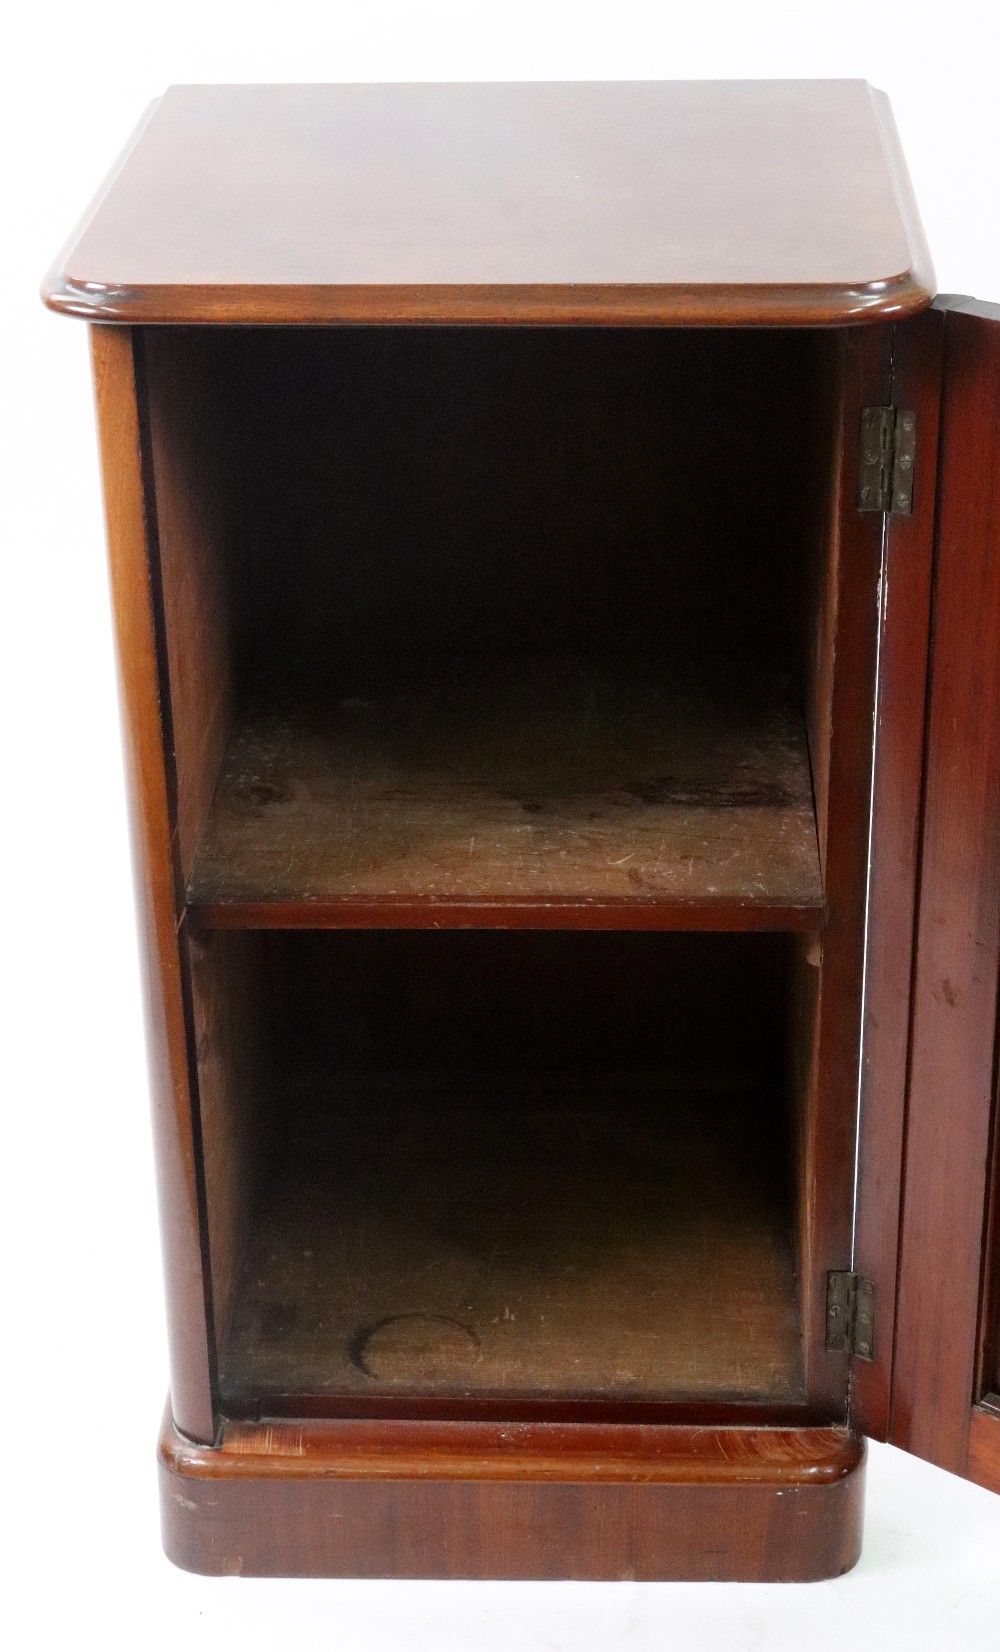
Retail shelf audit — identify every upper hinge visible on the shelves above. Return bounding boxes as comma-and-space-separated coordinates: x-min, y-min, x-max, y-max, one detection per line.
825, 1270, 875, 1362
858, 406, 917, 516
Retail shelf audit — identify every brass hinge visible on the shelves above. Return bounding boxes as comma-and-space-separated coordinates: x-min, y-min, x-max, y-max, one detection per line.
858, 407, 916, 516
825, 1270, 875, 1361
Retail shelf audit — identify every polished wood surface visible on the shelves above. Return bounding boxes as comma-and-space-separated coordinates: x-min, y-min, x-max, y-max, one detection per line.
87, 310, 888, 1572
850, 308, 944, 1438
220, 1079, 803, 1414
967, 1403, 1000, 1495
187, 667, 823, 931
90, 325, 216, 1443
160, 1413, 865, 1579
891, 300, 1000, 1478
43, 82, 933, 327
981, 1108, 1000, 1403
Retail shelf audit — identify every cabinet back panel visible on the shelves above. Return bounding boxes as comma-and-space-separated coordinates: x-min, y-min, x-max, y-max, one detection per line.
240, 328, 820, 687
268, 928, 788, 1079
205, 930, 802, 1414
141, 328, 831, 690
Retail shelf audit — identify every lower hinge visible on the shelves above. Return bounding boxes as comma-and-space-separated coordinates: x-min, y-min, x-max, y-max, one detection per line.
858, 406, 916, 516
825, 1270, 875, 1361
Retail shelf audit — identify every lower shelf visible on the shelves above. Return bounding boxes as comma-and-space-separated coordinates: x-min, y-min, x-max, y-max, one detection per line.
159, 1413, 865, 1580
219, 1079, 804, 1414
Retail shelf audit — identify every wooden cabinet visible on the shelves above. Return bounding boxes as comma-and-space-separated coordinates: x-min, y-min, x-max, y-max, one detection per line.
42, 80, 1000, 1579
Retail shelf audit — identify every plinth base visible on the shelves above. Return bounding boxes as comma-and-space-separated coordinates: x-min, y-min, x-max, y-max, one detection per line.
159, 1411, 865, 1581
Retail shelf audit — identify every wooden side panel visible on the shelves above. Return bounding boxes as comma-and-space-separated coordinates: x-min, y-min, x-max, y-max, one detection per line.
799, 333, 844, 854
968, 1403, 1000, 1493
851, 309, 944, 1437
798, 326, 892, 1408
90, 325, 215, 1442
188, 931, 271, 1353
160, 1414, 866, 1580
891, 300, 1000, 1483
141, 330, 242, 879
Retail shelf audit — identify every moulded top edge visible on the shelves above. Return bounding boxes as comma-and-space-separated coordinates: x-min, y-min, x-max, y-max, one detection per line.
42, 80, 936, 328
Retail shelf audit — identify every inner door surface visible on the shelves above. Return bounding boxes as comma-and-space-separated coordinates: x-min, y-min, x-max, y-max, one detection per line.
888, 298, 1000, 1493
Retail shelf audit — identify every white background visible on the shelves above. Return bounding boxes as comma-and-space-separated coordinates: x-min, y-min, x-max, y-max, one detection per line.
4, 4, 1000, 1646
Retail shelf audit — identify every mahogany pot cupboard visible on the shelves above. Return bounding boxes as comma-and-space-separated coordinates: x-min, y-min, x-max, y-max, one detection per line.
43, 81, 1000, 1580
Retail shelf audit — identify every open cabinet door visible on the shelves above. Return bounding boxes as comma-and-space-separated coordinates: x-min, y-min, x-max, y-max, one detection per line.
890, 298, 1000, 1493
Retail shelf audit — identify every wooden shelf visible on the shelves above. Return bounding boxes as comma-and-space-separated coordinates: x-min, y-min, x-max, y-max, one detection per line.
219, 1078, 804, 1413
188, 662, 823, 930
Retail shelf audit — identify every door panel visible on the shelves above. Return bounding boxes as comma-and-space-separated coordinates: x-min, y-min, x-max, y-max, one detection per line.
989, 1235, 1000, 1398
968, 1157, 1000, 1491
851, 308, 943, 1439
890, 298, 1000, 1490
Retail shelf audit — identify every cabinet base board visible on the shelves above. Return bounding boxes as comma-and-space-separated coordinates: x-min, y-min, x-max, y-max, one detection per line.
159, 1410, 865, 1580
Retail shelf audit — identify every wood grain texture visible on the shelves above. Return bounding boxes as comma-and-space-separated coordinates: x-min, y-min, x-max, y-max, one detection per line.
792, 325, 892, 1408
783, 334, 844, 1378
142, 330, 242, 879
981, 1110, 1000, 1400
892, 300, 1000, 1473
159, 1412, 865, 1579
43, 82, 933, 327
90, 325, 215, 1442
197, 925, 797, 1423
188, 931, 272, 1353
850, 309, 944, 1439
187, 666, 823, 931
967, 1402, 1000, 1494
219, 1078, 803, 1413
797, 335, 845, 853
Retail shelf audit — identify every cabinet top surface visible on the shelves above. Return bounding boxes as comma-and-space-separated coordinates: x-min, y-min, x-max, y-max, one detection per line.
43, 80, 934, 326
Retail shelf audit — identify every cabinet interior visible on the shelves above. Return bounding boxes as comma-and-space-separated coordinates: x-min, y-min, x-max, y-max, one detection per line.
195, 929, 802, 1415
142, 323, 851, 1421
